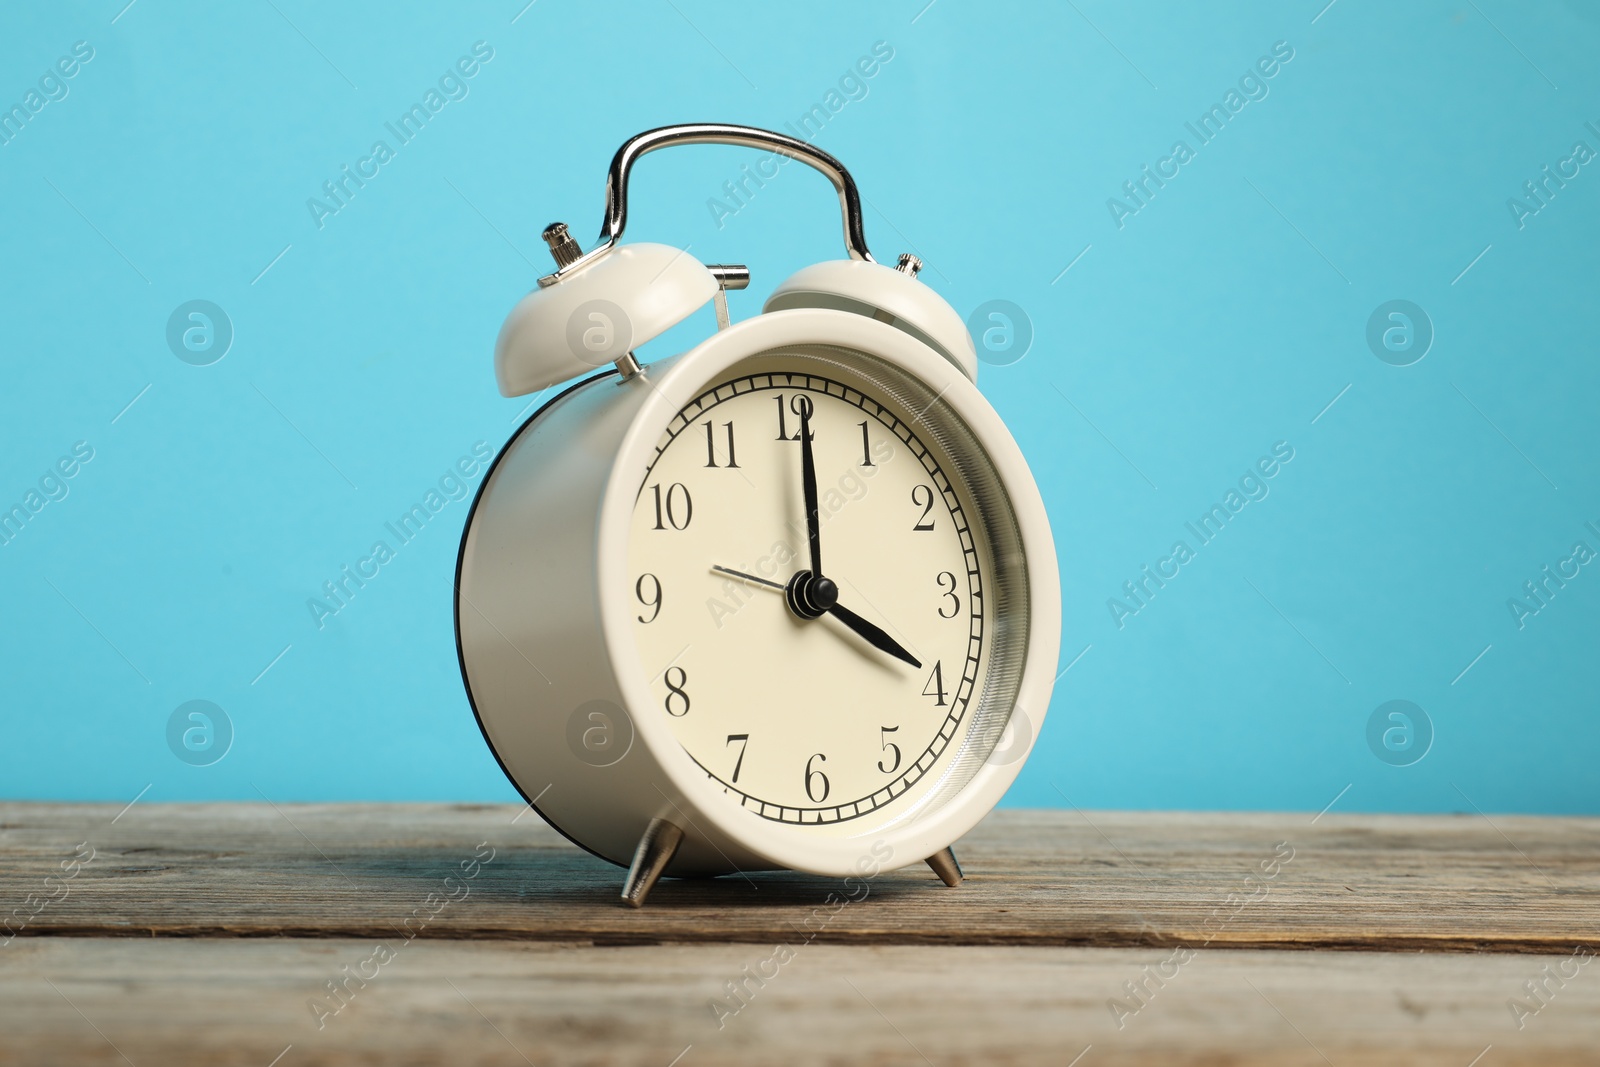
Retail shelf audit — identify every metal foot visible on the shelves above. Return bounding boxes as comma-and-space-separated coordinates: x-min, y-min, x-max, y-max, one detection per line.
620, 817, 684, 908
926, 846, 963, 887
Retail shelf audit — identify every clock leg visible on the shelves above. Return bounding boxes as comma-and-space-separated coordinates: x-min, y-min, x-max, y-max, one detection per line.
925, 846, 963, 887
620, 817, 685, 908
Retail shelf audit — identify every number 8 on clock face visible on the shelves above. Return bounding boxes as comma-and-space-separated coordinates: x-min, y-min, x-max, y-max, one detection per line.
629, 367, 992, 831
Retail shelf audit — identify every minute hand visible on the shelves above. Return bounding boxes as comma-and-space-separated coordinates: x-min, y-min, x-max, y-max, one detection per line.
826, 601, 922, 669
798, 398, 823, 575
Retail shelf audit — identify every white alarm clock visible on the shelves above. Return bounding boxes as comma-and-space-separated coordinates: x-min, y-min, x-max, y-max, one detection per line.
456, 124, 1059, 906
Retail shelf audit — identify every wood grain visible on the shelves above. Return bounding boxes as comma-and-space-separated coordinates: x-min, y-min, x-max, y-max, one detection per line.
2, 803, 1596, 953
4, 938, 1598, 1067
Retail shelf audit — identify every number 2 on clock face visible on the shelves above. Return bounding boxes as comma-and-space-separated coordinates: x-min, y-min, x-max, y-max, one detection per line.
626, 369, 990, 831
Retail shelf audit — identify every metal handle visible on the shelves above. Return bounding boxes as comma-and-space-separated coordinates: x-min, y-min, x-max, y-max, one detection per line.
598, 123, 875, 263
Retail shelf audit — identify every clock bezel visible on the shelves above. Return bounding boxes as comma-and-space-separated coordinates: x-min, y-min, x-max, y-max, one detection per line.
599, 307, 1060, 877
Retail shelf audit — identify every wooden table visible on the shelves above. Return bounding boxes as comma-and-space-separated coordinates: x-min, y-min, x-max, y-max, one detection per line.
3, 803, 1597, 1065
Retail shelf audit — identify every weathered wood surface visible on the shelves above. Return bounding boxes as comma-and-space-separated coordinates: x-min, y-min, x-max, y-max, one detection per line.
5, 939, 1598, 1067
2, 804, 1596, 953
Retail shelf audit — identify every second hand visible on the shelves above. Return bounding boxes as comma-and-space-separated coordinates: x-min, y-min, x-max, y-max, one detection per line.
711, 565, 785, 591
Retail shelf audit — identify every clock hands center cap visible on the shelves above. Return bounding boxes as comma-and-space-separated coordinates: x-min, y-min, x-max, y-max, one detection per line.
784, 570, 837, 620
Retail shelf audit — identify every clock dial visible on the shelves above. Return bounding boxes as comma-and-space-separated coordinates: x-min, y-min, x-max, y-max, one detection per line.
627, 354, 1009, 833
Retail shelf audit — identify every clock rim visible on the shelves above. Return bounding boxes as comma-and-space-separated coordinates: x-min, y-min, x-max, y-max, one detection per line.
599, 307, 1061, 877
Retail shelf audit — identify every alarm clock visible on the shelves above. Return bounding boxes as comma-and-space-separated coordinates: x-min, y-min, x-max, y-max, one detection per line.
455, 124, 1059, 906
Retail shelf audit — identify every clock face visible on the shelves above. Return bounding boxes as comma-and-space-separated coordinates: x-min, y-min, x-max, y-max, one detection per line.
626, 350, 1025, 835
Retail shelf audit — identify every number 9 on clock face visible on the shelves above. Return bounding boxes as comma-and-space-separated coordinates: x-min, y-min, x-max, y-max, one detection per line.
627, 350, 1028, 834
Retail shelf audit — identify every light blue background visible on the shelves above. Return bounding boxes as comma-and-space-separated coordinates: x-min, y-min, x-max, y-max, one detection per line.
3, 0, 1596, 814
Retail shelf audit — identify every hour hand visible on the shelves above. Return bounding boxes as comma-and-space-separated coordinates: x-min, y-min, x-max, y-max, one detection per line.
719, 563, 921, 669
789, 572, 921, 669
826, 601, 922, 669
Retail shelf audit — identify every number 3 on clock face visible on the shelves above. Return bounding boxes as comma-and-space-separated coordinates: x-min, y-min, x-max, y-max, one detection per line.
627, 364, 997, 833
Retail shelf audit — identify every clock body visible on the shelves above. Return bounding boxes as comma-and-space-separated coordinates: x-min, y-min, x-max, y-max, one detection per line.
455, 307, 1059, 878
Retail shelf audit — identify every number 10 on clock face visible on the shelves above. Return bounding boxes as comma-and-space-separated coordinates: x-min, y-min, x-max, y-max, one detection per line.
627, 362, 998, 834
